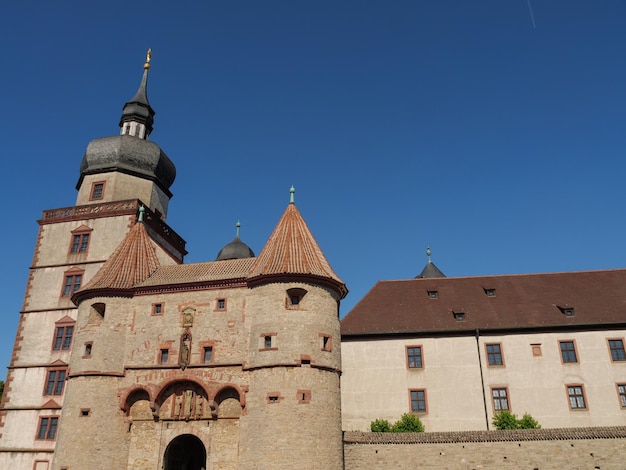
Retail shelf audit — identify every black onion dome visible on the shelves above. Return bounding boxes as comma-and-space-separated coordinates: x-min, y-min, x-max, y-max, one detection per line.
77, 135, 176, 195
216, 236, 255, 261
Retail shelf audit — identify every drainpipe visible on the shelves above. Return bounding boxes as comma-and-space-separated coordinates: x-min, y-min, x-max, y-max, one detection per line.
475, 328, 490, 430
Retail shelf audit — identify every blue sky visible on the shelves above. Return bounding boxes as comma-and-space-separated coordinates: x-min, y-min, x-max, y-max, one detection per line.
1, 1, 625, 376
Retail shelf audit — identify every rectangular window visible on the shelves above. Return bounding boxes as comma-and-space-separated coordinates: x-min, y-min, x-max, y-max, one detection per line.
320, 334, 332, 352
491, 387, 509, 411
37, 417, 59, 440
617, 384, 626, 408
567, 385, 587, 410
203, 347, 213, 363
160, 349, 169, 364
44, 370, 67, 396
264, 336, 273, 349
53, 326, 74, 350
410, 389, 427, 413
486, 343, 503, 366
62, 274, 82, 297
83, 343, 93, 357
608, 339, 626, 362
90, 182, 105, 200
407, 346, 423, 368
217, 299, 226, 310
152, 303, 163, 315
559, 341, 578, 363
70, 233, 90, 254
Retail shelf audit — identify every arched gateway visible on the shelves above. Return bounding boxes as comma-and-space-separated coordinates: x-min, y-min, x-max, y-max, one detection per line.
163, 434, 207, 470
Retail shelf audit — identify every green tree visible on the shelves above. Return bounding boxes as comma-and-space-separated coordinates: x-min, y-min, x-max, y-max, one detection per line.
492, 410, 540, 430
370, 418, 392, 432
391, 413, 425, 433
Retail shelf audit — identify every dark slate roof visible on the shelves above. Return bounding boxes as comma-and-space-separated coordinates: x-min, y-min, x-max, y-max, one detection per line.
216, 237, 255, 261
77, 135, 176, 194
341, 269, 626, 337
119, 68, 155, 135
416, 260, 446, 278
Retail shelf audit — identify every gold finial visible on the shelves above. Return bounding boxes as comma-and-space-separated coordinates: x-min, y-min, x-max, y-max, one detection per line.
144, 48, 152, 70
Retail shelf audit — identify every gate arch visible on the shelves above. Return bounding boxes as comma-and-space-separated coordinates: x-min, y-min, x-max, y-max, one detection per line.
163, 433, 206, 470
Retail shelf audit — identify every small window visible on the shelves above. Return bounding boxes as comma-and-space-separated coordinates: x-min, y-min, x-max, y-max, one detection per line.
452, 311, 465, 321
203, 347, 213, 364
407, 346, 423, 369
260, 333, 276, 350
37, 417, 59, 440
410, 389, 427, 413
484, 288, 496, 297
152, 303, 164, 315
427, 290, 438, 299
321, 335, 332, 352
297, 390, 311, 404
61, 272, 83, 297
70, 233, 90, 254
44, 369, 67, 396
617, 384, 626, 409
608, 339, 626, 362
90, 182, 105, 200
559, 341, 578, 363
217, 299, 226, 310
53, 325, 74, 350
267, 394, 280, 404
300, 357, 311, 365
567, 385, 587, 410
486, 343, 504, 366
80, 408, 91, 417
286, 288, 307, 308
265, 336, 273, 349
492, 387, 509, 411
84, 343, 93, 357
557, 305, 575, 317
160, 349, 169, 364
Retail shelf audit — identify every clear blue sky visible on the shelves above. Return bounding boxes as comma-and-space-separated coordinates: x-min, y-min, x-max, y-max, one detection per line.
1, 1, 625, 377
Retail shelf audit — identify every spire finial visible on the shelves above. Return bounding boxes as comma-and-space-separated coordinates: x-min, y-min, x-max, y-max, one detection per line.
290, 186, 295, 204
144, 48, 152, 70
236, 220, 241, 238
138, 205, 146, 223
426, 244, 432, 263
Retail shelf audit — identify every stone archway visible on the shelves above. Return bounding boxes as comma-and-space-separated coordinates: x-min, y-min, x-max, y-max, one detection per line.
163, 434, 206, 470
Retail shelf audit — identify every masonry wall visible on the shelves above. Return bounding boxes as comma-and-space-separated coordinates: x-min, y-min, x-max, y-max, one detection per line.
343, 427, 626, 470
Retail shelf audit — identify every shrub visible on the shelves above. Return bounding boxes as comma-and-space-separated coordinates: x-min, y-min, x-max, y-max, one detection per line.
492, 410, 540, 430
370, 418, 392, 432
391, 413, 425, 433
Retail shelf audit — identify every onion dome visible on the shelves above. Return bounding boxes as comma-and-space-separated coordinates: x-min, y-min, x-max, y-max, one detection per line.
216, 222, 255, 260
76, 50, 176, 195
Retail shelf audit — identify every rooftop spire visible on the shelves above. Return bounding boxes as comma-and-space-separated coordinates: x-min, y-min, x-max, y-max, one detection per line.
289, 186, 295, 204
119, 49, 155, 139
416, 244, 446, 279
236, 220, 241, 238
426, 245, 432, 263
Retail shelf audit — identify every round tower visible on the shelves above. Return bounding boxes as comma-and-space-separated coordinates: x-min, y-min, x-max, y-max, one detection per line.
239, 189, 348, 469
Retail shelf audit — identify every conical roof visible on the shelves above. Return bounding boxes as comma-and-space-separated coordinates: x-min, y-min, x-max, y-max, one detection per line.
72, 214, 160, 303
119, 53, 155, 135
247, 198, 347, 298
416, 260, 446, 278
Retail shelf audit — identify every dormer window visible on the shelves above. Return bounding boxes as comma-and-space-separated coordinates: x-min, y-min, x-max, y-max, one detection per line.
286, 288, 307, 308
484, 288, 496, 297
427, 290, 438, 299
452, 311, 465, 321
557, 306, 575, 317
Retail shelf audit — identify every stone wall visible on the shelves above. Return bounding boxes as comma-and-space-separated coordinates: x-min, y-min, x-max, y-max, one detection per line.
343, 427, 626, 469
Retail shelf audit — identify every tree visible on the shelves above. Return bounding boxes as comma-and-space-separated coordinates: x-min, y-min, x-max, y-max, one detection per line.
492, 410, 540, 430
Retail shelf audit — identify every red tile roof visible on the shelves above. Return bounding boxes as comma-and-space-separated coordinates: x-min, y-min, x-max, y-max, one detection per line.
341, 269, 626, 337
73, 221, 160, 302
248, 203, 347, 298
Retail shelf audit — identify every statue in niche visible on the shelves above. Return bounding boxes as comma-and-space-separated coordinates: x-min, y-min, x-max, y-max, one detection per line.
180, 333, 191, 370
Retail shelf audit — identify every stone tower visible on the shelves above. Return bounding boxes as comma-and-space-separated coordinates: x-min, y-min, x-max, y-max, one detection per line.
0, 52, 185, 470
239, 188, 348, 469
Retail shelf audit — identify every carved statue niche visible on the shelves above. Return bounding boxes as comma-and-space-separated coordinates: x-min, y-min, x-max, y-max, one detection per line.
157, 381, 209, 421
179, 332, 191, 370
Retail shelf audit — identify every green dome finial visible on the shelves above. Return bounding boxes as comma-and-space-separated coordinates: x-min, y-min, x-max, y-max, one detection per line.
290, 186, 295, 204
138, 205, 145, 223
426, 244, 431, 263
236, 220, 241, 238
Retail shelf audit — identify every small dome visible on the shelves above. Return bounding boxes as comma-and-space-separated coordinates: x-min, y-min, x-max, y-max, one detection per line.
216, 237, 255, 261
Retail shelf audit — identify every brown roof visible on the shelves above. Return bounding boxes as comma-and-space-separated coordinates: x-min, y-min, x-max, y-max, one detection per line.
137, 258, 255, 287
248, 203, 347, 298
76, 221, 160, 298
341, 269, 626, 337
